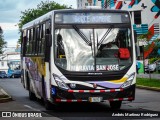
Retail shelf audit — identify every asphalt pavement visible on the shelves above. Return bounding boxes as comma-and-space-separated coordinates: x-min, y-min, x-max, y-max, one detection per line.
0, 78, 160, 120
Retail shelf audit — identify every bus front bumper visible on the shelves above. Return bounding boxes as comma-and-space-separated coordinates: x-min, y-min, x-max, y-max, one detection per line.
51, 84, 135, 102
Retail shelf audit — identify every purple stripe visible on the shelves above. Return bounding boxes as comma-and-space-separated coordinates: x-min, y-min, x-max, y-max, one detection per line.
89, 82, 122, 88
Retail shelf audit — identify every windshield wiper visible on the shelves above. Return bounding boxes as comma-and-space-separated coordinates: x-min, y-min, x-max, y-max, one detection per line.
98, 28, 112, 48
73, 25, 91, 46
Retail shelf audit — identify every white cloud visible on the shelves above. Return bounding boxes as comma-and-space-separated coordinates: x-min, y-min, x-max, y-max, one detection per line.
6, 38, 18, 47
0, 23, 18, 31
0, 0, 77, 47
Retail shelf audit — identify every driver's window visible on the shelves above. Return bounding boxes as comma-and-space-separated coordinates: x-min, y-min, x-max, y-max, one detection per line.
56, 32, 65, 58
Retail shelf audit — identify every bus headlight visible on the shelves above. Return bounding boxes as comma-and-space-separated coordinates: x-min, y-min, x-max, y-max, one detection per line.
121, 73, 135, 88
53, 74, 69, 90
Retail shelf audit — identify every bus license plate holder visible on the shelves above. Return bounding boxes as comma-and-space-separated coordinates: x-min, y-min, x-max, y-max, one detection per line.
89, 97, 102, 102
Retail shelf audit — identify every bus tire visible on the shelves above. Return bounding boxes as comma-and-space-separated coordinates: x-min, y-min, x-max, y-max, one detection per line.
26, 72, 29, 90
29, 89, 36, 101
21, 69, 25, 88
110, 101, 122, 109
12, 75, 14, 78
44, 100, 53, 110
42, 77, 53, 110
27, 74, 36, 100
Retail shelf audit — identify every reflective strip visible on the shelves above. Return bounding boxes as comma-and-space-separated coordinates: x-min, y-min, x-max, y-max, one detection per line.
55, 99, 87, 102
108, 97, 133, 101
68, 88, 123, 93
55, 97, 133, 102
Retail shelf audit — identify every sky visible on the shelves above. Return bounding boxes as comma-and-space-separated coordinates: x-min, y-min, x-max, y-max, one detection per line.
0, 0, 77, 47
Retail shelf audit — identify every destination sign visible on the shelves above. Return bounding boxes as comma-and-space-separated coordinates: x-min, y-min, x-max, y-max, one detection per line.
69, 65, 119, 71
55, 13, 130, 24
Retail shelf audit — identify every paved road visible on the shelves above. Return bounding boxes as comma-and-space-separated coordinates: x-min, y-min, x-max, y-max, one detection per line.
0, 78, 160, 120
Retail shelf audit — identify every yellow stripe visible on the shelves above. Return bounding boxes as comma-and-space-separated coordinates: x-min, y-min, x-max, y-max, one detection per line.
36, 58, 45, 76
110, 77, 128, 83
31, 57, 46, 76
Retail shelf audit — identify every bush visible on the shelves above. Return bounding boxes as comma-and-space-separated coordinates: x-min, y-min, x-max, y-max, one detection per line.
149, 57, 159, 64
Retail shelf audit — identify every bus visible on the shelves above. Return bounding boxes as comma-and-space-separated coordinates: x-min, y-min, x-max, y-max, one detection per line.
21, 9, 137, 110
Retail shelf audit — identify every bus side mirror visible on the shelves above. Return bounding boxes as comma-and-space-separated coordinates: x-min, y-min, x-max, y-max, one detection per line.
134, 31, 137, 43
45, 34, 52, 62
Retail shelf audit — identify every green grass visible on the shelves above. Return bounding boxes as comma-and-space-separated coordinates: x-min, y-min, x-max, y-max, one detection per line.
136, 78, 160, 88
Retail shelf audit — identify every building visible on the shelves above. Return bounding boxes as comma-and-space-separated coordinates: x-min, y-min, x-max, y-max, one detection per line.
77, 0, 160, 45
0, 47, 20, 74
77, 0, 110, 9
77, 0, 160, 73
77, 0, 103, 8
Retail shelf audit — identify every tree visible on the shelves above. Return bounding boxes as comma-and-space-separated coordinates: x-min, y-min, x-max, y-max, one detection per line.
0, 27, 7, 54
18, 1, 70, 43
137, 31, 160, 59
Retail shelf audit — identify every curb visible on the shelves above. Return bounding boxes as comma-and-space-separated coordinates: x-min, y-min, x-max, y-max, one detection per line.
137, 75, 160, 80
0, 97, 12, 103
0, 88, 12, 103
137, 85, 160, 92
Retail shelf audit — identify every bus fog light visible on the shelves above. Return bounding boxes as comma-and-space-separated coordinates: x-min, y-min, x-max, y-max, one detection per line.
121, 73, 135, 88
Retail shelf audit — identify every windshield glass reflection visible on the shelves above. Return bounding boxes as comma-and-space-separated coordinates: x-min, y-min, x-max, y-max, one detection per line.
55, 27, 132, 72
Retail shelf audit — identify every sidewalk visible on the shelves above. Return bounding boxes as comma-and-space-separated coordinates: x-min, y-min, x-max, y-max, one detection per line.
0, 86, 12, 103
137, 73, 160, 80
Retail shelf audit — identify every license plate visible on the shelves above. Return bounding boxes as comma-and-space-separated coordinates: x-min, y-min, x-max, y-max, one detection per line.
89, 97, 102, 102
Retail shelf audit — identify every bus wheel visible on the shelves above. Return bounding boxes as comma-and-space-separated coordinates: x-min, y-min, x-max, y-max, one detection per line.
12, 75, 14, 78
44, 99, 53, 110
110, 101, 122, 109
29, 89, 36, 100
27, 74, 36, 100
42, 78, 53, 110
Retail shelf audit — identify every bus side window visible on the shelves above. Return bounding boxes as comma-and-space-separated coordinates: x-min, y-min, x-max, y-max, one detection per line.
36, 26, 40, 55
31, 28, 36, 55
22, 30, 27, 56
41, 24, 45, 55
44, 21, 52, 56
40, 23, 46, 55
26, 29, 31, 55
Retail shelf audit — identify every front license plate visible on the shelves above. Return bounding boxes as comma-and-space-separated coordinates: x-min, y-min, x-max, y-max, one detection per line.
89, 97, 102, 102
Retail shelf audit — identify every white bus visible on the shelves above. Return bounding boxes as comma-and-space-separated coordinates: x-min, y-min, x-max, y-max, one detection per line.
21, 9, 137, 110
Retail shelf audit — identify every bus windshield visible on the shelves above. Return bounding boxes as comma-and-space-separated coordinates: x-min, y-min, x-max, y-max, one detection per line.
55, 26, 132, 72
